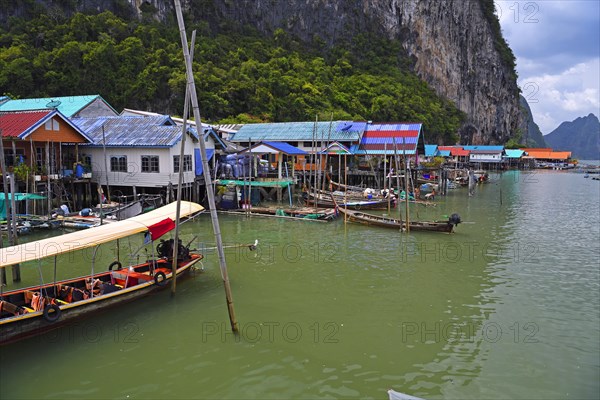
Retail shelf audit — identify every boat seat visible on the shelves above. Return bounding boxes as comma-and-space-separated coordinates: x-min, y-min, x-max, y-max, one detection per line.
0, 300, 28, 316
111, 270, 153, 288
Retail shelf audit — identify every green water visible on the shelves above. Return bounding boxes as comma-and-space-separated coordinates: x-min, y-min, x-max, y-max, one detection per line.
1, 171, 599, 399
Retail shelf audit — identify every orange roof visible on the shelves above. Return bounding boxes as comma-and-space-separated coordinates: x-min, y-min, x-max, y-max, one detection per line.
526, 150, 572, 160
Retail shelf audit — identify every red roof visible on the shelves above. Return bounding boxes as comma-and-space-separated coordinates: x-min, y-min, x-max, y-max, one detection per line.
0, 110, 52, 138
439, 146, 470, 156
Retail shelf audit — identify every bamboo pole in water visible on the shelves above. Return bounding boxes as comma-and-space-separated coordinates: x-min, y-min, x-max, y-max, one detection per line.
45, 141, 51, 218
344, 153, 347, 226
392, 137, 403, 229
322, 113, 333, 193
0, 135, 7, 285
173, 0, 238, 332
171, 30, 196, 295
403, 137, 410, 233
384, 142, 390, 214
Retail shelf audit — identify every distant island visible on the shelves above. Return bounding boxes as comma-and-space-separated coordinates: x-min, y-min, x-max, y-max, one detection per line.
544, 113, 600, 160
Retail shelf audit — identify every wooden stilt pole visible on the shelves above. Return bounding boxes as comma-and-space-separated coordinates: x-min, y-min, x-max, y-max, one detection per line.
8, 172, 20, 282
174, 0, 238, 332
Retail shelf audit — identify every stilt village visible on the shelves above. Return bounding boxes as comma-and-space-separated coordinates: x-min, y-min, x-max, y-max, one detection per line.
0, 93, 593, 287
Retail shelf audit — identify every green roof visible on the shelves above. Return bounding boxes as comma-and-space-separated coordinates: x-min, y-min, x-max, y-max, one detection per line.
0, 95, 117, 117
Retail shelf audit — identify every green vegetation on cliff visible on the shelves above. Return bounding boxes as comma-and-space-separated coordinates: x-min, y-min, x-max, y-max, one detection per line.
0, 11, 464, 142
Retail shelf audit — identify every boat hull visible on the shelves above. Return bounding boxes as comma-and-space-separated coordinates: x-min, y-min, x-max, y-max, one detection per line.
0, 255, 202, 344
338, 208, 455, 233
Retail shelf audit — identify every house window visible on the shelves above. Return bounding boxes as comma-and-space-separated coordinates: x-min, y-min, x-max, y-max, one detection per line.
110, 156, 127, 172
43, 119, 59, 131
83, 155, 92, 168
173, 155, 192, 173
141, 155, 159, 173
3, 149, 25, 167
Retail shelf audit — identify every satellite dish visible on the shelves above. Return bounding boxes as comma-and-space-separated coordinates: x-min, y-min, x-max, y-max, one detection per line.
46, 99, 61, 108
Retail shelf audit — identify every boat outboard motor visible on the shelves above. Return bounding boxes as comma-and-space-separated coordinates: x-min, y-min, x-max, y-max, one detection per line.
448, 213, 461, 226
156, 238, 190, 262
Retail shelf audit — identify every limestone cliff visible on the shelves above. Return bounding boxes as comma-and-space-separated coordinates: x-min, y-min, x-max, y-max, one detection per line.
518, 95, 546, 147
182, 0, 523, 144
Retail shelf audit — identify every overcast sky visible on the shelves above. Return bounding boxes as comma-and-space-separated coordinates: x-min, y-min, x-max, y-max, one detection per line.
495, 0, 600, 134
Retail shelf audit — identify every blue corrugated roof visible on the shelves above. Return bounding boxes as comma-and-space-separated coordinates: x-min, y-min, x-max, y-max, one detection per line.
73, 115, 198, 147
504, 149, 525, 158
462, 145, 504, 151
0, 95, 118, 117
424, 145, 439, 157
337, 121, 368, 132
189, 126, 227, 149
438, 150, 451, 157
353, 148, 417, 156
231, 121, 363, 142
263, 141, 307, 155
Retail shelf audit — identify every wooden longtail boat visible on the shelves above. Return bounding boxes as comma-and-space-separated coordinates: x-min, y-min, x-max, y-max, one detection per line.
0, 201, 204, 344
222, 206, 338, 221
304, 190, 396, 210
337, 207, 460, 233
327, 180, 435, 207
331, 193, 460, 233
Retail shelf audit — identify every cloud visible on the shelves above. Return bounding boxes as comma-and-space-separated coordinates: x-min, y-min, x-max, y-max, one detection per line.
522, 58, 600, 133
497, 0, 599, 71
495, 0, 600, 134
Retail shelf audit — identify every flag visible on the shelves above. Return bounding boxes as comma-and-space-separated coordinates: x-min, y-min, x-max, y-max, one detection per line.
147, 218, 175, 241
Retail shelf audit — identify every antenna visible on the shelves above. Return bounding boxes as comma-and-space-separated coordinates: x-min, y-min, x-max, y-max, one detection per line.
46, 99, 61, 109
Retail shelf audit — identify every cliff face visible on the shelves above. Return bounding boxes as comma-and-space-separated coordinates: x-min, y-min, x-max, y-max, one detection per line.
393, 1, 521, 144
188, 0, 522, 144
2, 0, 523, 145
518, 95, 547, 147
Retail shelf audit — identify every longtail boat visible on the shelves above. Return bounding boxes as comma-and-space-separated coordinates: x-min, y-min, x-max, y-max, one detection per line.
304, 189, 395, 210
0, 201, 204, 344
221, 206, 337, 221
331, 193, 460, 233
337, 207, 460, 233
327, 179, 435, 207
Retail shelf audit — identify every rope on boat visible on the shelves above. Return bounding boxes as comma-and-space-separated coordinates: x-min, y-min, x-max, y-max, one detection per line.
192, 240, 259, 252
